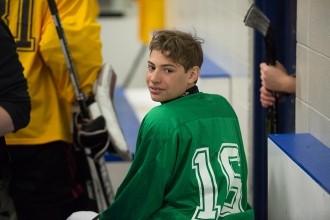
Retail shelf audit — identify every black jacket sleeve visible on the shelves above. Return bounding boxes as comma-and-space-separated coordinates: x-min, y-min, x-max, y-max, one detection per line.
0, 21, 31, 132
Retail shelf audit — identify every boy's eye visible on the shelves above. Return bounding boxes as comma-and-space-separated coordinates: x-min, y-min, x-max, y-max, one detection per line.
148, 65, 155, 71
164, 68, 174, 73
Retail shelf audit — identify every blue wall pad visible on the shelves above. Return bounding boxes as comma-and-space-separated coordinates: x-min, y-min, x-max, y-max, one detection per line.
269, 133, 330, 194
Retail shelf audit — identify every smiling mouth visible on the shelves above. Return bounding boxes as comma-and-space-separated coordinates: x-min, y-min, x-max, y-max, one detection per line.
149, 86, 163, 94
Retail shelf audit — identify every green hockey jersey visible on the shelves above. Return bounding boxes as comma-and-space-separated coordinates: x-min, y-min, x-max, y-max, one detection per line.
100, 92, 254, 220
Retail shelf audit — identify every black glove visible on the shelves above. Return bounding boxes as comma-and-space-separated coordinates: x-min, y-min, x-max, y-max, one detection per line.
73, 112, 110, 160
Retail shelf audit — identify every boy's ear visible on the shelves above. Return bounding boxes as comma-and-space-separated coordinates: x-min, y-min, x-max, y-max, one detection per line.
189, 66, 200, 82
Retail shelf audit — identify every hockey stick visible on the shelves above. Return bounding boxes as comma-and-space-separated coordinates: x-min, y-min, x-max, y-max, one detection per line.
244, 4, 277, 134
47, 0, 114, 210
47, 0, 89, 119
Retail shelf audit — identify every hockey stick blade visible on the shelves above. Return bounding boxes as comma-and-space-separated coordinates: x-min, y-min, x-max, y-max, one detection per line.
244, 4, 276, 65
244, 4, 270, 37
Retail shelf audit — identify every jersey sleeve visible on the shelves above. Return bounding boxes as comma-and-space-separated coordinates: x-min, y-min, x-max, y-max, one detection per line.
100, 116, 177, 219
40, 0, 102, 103
0, 22, 31, 131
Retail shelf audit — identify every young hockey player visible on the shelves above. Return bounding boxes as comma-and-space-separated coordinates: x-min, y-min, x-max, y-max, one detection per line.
68, 29, 254, 220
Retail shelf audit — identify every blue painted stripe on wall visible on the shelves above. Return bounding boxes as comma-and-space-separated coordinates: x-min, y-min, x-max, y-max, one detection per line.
200, 56, 230, 78
269, 133, 330, 194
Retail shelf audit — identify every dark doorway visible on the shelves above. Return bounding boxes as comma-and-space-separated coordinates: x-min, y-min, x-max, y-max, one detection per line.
252, 1, 297, 220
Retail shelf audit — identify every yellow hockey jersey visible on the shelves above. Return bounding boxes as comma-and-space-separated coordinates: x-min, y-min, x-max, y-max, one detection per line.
3, 0, 102, 144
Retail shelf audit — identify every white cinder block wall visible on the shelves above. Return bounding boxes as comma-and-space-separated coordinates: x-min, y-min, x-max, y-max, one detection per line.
296, 0, 330, 147
165, 0, 254, 203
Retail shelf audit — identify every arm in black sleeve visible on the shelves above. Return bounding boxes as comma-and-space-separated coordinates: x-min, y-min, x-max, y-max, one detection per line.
0, 21, 31, 132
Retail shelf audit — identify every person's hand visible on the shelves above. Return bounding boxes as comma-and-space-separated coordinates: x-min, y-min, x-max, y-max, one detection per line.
66, 211, 99, 220
260, 85, 276, 108
260, 61, 295, 94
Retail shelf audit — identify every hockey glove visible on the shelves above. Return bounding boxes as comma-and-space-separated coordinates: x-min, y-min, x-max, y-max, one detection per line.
73, 99, 110, 160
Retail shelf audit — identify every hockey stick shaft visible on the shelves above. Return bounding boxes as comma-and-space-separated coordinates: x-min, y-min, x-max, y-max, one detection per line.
47, 0, 114, 210
264, 24, 277, 134
47, 0, 89, 119
95, 157, 115, 206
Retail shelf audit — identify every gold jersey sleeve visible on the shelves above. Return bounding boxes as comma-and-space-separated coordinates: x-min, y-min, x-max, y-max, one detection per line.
3, 0, 102, 144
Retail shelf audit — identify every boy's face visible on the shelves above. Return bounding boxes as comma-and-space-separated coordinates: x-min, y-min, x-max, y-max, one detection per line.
146, 50, 199, 103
